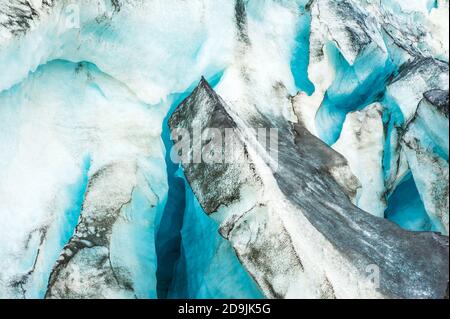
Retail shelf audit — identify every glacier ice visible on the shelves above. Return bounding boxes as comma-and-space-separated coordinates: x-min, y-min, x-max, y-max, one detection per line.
168, 170, 264, 299
400, 90, 449, 234
294, 0, 449, 140
0, 0, 449, 299
291, 0, 449, 236
156, 79, 262, 299
169, 78, 448, 299
0, 59, 168, 298
333, 103, 386, 217
386, 172, 440, 232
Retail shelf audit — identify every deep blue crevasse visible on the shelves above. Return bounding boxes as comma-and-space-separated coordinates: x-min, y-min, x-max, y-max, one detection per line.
290, 4, 315, 96
315, 43, 397, 145
385, 172, 440, 232
35, 155, 91, 298
156, 71, 262, 299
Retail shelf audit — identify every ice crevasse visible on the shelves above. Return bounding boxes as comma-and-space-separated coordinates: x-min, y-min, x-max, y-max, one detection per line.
0, 0, 449, 299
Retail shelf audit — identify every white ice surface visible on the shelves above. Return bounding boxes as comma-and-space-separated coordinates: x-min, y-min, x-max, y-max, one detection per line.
333, 103, 386, 217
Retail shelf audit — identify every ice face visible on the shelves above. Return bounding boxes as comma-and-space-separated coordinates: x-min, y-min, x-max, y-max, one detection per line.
0, 60, 168, 298
168, 172, 264, 299
0, 0, 449, 299
169, 78, 448, 299
333, 103, 386, 217
400, 90, 449, 234
293, 0, 449, 236
0, 0, 240, 111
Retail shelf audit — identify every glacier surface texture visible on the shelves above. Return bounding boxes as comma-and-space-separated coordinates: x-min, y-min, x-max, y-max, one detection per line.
0, 0, 448, 299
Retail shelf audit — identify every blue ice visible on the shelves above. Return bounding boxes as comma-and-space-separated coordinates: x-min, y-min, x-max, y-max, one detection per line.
168, 173, 264, 299
315, 43, 396, 145
156, 72, 263, 299
290, 5, 315, 96
385, 172, 442, 232
28, 156, 91, 298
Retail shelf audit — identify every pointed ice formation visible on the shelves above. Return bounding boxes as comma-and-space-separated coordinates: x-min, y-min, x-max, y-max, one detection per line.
169, 78, 449, 299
